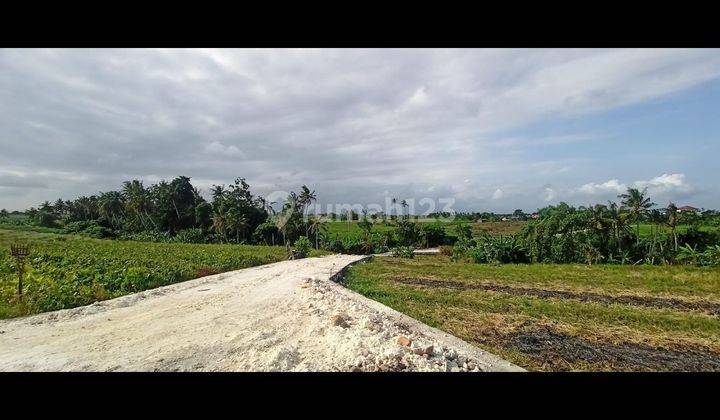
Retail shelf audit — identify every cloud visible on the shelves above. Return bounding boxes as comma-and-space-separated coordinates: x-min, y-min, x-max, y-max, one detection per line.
571, 173, 697, 205
491, 188, 504, 200
633, 173, 696, 202
578, 179, 627, 195
634, 173, 688, 191
0, 174, 48, 189
203, 141, 244, 158
0, 49, 719, 210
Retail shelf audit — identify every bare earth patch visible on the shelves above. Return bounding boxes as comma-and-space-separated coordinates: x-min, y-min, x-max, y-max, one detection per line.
503, 323, 720, 372
391, 277, 720, 316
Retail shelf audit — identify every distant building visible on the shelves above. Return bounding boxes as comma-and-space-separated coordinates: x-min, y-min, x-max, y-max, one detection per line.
677, 206, 700, 213
530, 213, 540, 219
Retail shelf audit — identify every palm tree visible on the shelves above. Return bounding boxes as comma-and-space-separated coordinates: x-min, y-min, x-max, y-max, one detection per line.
211, 211, 228, 243
98, 191, 126, 229
227, 211, 248, 244
607, 201, 630, 253
308, 215, 327, 249
297, 186, 318, 236
666, 202, 679, 252
618, 188, 655, 245
123, 180, 156, 230
400, 199, 409, 219
276, 192, 298, 247
298, 185, 317, 215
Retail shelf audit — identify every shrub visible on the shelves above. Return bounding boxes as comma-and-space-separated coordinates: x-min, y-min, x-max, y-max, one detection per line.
391, 246, 415, 258
420, 221, 447, 247
395, 219, 422, 246
293, 236, 312, 258
84, 225, 116, 239
173, 228, 206, 244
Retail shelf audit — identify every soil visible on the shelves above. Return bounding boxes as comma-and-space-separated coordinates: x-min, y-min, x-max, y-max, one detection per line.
391, 277, 720, 371
503, 324, 720, 372
391, 277, 720, 316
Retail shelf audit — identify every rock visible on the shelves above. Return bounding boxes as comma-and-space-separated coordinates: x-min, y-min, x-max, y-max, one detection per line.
364, 319, 381, 331
397, 335, 412, 347
411, 342, 434, 356
331, 313, 350, 328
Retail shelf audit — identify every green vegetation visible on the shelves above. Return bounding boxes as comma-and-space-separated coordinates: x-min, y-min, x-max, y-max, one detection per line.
453, 189, 720, 266
0, 228, 326, 319
345, 255, 720, 371
0, 176, 326, 251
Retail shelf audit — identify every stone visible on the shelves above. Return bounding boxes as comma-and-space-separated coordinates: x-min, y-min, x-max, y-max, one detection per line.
411, 342, 434, 356
397, 335, 412, 347
331, 314, 350, 328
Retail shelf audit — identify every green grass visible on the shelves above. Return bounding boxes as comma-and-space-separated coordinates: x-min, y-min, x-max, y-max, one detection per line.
323, 219, 526, 242
637, 223, 716, 237
0, 228, 327, 319
345, 255, 720, 371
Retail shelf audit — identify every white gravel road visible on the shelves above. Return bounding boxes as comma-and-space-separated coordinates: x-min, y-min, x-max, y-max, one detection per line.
0, 254, 522, 372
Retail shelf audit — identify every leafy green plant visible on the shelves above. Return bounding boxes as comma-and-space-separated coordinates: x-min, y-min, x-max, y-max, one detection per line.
293, 236, 312, 258
677, 244, 702, 265
391, 246, 415, 258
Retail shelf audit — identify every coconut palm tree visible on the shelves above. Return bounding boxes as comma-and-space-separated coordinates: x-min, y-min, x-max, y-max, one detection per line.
227, 211, 249, 243
211, 211, 228, 243
618, 188, 655, 245
307, 215, 327, 249
298, 186, 317, 214
98, 191, 126, 229
607, 201, 631, 253
123, 180, 156, 230
400, 199, 409, 219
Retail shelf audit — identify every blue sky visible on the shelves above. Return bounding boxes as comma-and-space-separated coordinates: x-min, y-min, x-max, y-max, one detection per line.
0, 49, 719, 213
479, 77, 720, 211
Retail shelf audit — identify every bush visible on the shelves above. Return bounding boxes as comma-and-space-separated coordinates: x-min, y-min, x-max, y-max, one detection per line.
293, 236, 312, 258
34, 211, 58, 228
84, 225, 116, 239
420, 221, 448, 247
453, 235, 529, 264
172, 228, 206, 244
391, 246, 415, 258
677, 227, 720, 251
395, 219, 422, 247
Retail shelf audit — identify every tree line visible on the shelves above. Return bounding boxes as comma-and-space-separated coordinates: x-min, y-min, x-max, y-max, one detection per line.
5, 176, 324, 248
452, 188, 720, 266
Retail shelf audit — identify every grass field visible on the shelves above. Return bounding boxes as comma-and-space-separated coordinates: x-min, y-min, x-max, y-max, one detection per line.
345, 255, 720, 371
324, 219, 527, 241
0, 228, 326, 319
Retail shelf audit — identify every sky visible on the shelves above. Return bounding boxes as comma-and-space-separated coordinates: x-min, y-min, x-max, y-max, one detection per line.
1, 48, 719, 213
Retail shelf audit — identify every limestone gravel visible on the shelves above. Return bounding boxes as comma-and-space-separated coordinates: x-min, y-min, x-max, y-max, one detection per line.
0, 254, 522, 372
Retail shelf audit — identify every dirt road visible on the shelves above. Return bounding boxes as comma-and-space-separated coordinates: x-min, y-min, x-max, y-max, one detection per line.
0, 255, 522, 372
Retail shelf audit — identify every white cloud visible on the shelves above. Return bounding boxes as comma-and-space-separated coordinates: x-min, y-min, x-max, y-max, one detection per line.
578, 179, 627, 195
633, 173, 695, 201
571, 173, 696, 205
634, 173, 687, 191
0, 49, 718, 210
